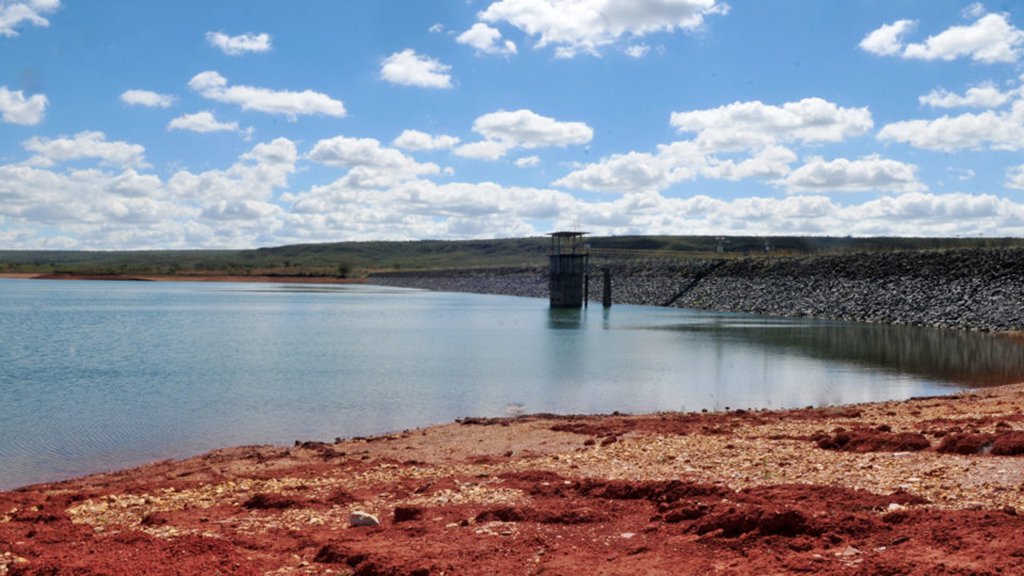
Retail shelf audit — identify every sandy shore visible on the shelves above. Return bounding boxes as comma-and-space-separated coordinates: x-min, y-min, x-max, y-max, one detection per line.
3, 385, 1024, 575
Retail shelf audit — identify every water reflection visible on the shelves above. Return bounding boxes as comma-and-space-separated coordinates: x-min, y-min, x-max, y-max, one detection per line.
655, 317, 1024, 387
547, 307, 584, 329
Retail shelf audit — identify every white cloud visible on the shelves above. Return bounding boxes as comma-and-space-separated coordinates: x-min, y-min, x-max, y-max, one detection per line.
205, 31, 272, 55
284, 177, 575, 240
778, 155, 926, 194
0, 164, 190, 234
0, 0, 60, 37
379, 49, 453, 89
308, 135, 440, 189
964, 3, 987, 19
863, 12, 1024, 64
701, 145, 797, 181
554, 150, 690, 193
859, 19, 916, 56
457, 22, 517, 55
670, 98, 874, 150
1008, 164, 1024, 190
459, 108, 593, 160
904, 13, 1023, 64
878, 100, 1024, 151
0, 139, 304, 249
0, 86, 47, 125
919, 82, 1013, 109
167, 111, 240, 133
104, 169, 163, 197
625, 44, 651, 58
23, 131, 147, 168
168, 138, 297, 205
477, 109, 593, 147
120, 89, 176, 108
478, 0, 727, 58
552, 191, 1024, 238
201, 199, 282, 221
454, 140, 513, 161
555, 141, 796, 194
515, 155, 541, 167
242, 138, 298, 166
946, 166, 976, 181
392, 129, 460, 151
188, 71, 346, 119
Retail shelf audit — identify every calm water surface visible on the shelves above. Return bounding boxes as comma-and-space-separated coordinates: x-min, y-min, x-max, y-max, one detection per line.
3, 278, 1024, 490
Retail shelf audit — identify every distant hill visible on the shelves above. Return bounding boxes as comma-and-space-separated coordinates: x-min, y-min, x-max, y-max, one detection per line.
2, 236, 1023, 278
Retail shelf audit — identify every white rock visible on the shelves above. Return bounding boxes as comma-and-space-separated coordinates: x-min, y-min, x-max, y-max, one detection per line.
349, 511, 380, 527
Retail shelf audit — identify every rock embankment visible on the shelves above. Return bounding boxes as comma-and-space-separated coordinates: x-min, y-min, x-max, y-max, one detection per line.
371, 247, 1024, 332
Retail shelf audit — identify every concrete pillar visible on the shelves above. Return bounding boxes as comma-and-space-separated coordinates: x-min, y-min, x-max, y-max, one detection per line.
602, 268, 612, 308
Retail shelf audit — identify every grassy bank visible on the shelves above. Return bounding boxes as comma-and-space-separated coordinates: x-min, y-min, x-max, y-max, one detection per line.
3, 235, 1023, 279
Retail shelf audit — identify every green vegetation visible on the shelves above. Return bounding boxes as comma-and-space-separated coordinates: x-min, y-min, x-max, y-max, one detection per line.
2, 235, 1023, 278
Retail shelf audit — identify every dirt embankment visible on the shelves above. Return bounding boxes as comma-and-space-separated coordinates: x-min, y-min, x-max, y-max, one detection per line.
4, 385, 1024, 575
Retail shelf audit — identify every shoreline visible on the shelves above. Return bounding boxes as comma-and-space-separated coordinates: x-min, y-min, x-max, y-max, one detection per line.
4, 384, 1024, 574
0, 272, 368, 284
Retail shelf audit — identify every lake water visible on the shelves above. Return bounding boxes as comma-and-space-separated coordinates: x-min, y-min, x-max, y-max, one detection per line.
3, 278, 1024, 490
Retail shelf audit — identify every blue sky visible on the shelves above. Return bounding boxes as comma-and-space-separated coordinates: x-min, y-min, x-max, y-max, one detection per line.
1, 0, 1023, 249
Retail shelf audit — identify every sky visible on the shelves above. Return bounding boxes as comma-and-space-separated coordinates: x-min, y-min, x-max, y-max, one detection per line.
1, 0, 1024, 250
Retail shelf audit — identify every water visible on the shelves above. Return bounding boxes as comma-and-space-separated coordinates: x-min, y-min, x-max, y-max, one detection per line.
3, 278, 1024, 490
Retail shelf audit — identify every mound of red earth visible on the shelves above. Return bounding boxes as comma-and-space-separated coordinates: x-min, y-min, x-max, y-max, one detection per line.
4, 385, 1024, 575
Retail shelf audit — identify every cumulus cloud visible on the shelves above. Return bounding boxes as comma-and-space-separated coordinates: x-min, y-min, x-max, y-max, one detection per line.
456, 108, 593, 160
4, 139, 1024, 248
205, 31, 272, 55
392, 129, 460, 151
558, 98, 890, 195
861, 12, 1024, 64
120, 89, 176, 108
919, 82, 1013, 109
167, 111, 241, 134
188, 71, 346, 119
554, 149, 691, 193
457, 22, 517, 55
625, 44, 651, 58
23, 131, 147, 168
201, 199, 282, 221
0, 86, 47, 125
0, 138, 308, 248
308, 135, 441, 189
670, 98, 874, 149
284, 177, 574, 240
552, 191, 1024, 238
379, 49, 453, 89
0, 164, 190, 235
778, 155, 926, 194
878, 101, 1024, 151
0, 0, 60, 37
453, 140, 512, 161
168, 138, 297, 204
859, 19, 916, 56
477, 0, 727, 58
515, 155, 541, 167
904, 13, 1023, 63
555, 142, 797, 194
1008, 164, 1024, 190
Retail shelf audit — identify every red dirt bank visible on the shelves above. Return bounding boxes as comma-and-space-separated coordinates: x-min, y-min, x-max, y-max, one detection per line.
4, 386, 1024, 575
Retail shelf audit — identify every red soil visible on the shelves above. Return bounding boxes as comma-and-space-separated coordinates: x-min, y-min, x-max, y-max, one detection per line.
4, 386, 1024, 575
